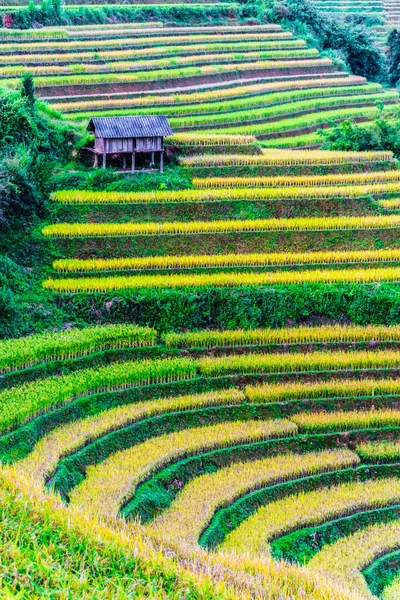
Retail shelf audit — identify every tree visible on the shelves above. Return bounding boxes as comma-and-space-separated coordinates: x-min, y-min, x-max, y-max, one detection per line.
387, 29, 400, 86
21, 73, 35, 108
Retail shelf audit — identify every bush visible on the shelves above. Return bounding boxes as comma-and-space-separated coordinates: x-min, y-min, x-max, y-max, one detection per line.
320, 108, 400, 158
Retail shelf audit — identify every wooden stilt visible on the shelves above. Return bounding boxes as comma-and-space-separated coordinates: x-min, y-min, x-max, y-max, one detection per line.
160, 151, 164, 173
122, 155, 127, 171
132, 152, 135, 173
94, 153, 98, 168
102, 152, 106, 168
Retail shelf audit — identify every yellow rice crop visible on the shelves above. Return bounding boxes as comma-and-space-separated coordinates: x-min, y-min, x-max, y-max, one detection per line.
42, 266, 400, 292
42, 215, 400, 236
166, 134, 257, 146
308, 521, 400, 599
18, 389, 245, 483
165, 323, 400, 349
198, 349, 400, 377
181, 149, 393, 167
49, 182, 400, 205
293, 409, 400, 431
379, 198, 400, 209
69, 419, 296, 518
149, 449, 358, 547
246, 377, 400, 404
193, 170, 400, 189
52, 249, 400, 273
220, 478, 400, 556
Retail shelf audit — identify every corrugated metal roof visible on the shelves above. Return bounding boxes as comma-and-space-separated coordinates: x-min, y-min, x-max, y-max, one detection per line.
87, 116, 173, 138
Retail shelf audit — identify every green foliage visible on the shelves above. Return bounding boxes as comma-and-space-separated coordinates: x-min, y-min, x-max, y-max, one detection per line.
9, 3, 237, 28
266, 0, 386, 81
320, 109, 400, 158
52, 167, 192, 193
387, 28, 400, 86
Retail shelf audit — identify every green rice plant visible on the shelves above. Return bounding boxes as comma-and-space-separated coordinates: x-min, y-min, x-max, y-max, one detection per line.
5, 39, 308, 67
53, 76, 363, 113
2, 58, 333, 88
53, 249, 400, 274
49, 184, 400, 205
0, 31, 292, 54
180, 149, 393, 167
220, 479, 400, 558
165, 322, 400, 349
18, 389, 245, 483
193, 169, 400, 189
69, 419, 295, 518
149, 449, 359, 547
293, 409, 400, 431
307, 521, 400, 599
169, 91, 397, 129
70, 84, 383, 120
247, 377, 400, 404
202, 105, 388, 136
0, 324, 156, 373
42, 266, 400, 292
1, 49, 320, 78
0, 357, 196, 434
261, 130, 323, 148
198, 349, 400, 378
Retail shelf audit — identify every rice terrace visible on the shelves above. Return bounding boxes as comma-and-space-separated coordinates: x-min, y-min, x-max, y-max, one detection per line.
3, 0, 400, 598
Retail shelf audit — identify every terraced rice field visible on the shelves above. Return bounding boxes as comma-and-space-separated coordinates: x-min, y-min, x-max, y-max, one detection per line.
3, 11, 400, 599
0, 23, 396, 147
4, 321, 400, 599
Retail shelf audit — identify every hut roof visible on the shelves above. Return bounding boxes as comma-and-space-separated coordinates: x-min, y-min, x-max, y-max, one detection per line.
87, 116, 173, 138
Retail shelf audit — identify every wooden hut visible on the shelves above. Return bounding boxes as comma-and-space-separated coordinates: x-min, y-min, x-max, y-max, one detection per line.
87, 116, 173, 172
